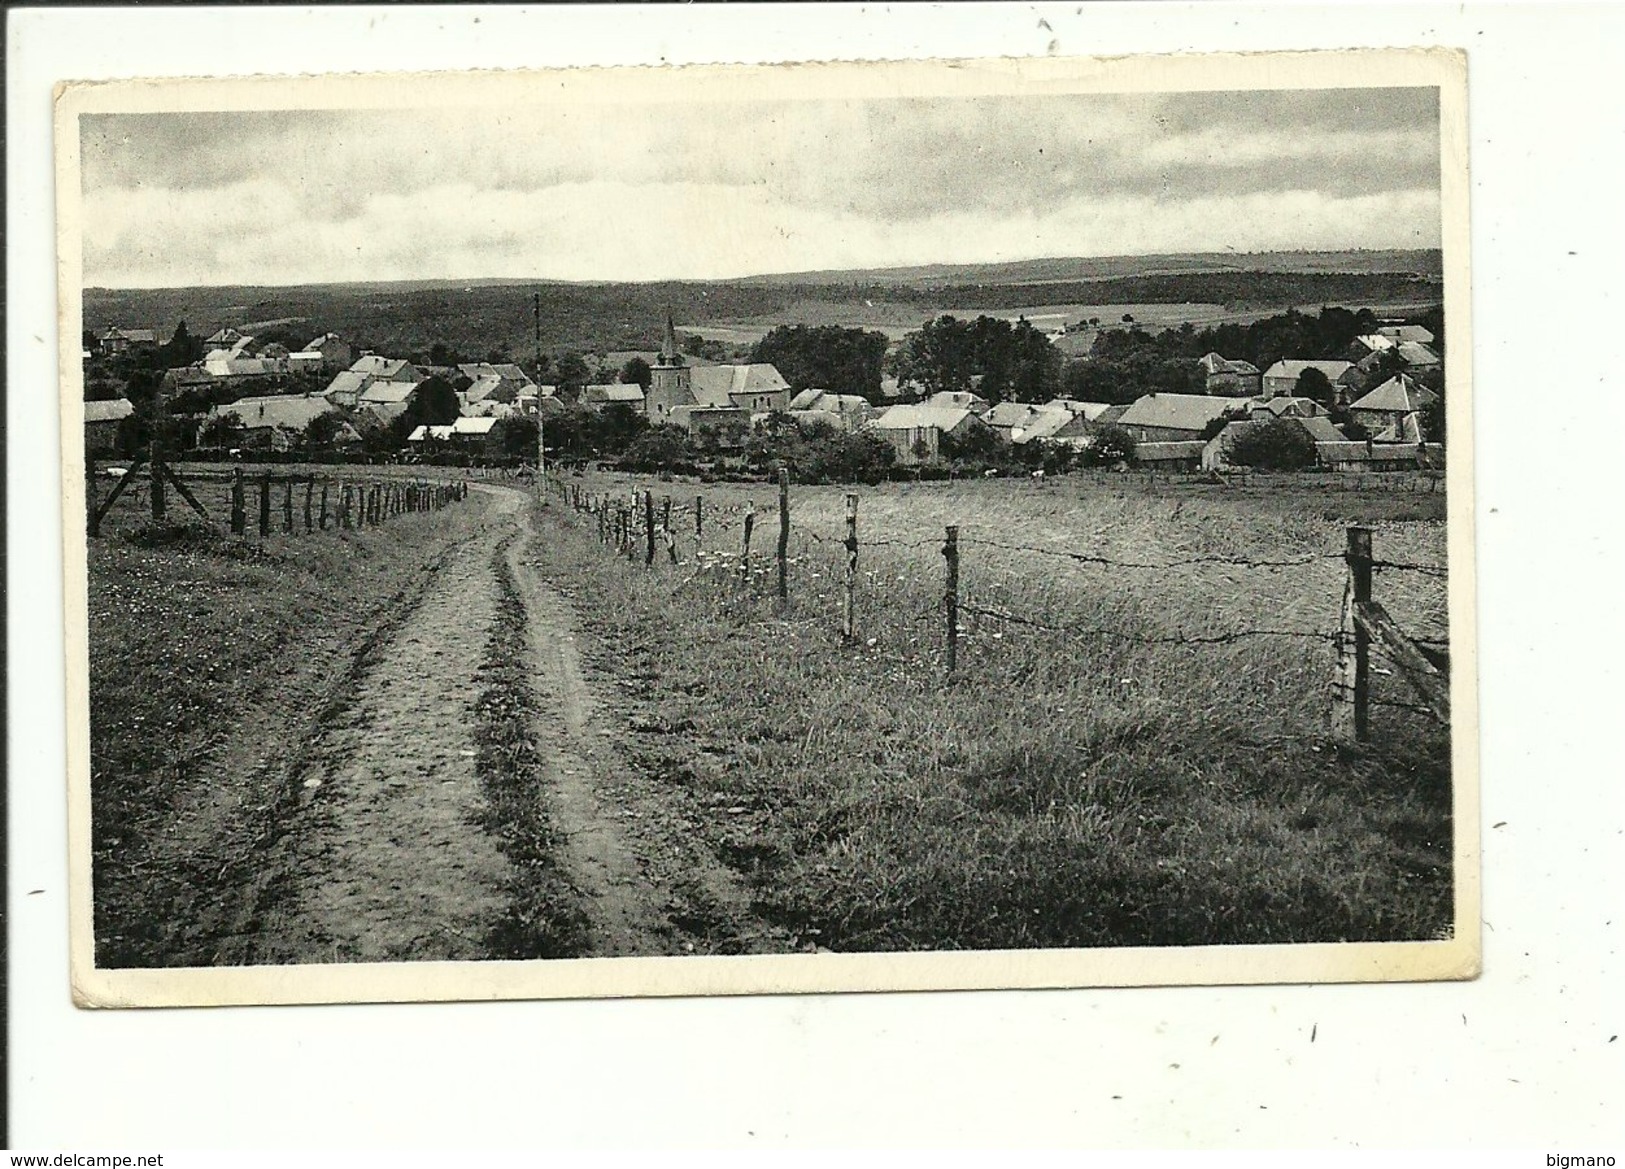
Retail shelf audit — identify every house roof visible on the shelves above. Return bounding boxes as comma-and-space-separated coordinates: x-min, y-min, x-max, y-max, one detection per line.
924, 390, 990, 413
1013, 407, 1077, 443
84, 398, 134, 424
288, 350, 326, 364
324, 370, 373, 398
490, 363, 531, 384
1397, 341, 1441, 366
350, 355, 415, 379
1250, 396, 1326, 418
584, 383, 646, 405
1117, 393, 1242, 432
464, 399, 519, 419
464, 373, 507, 403
215, 396, 335, 431
452, 416, 500, 436
359, 379, 421, 405
1198, 353, 1260, 376
688, 363, 790, 407
1263, 359, 1354, 382
202, 327, 244, 346
1377, 325, 1434, 344
983, 401, 1043, 429
209, 357, 281, 377
408, 424, 455, 442
304, 333, 345, 352
788, 388, 826, 411
1293, 415, 1348, 443
1095, 403, 1130, 426
1351, 374, 1438, 414
1042, 399, 1112, 419
869, 404, 979, 432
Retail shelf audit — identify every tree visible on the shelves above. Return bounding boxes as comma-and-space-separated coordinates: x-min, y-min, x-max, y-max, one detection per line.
1086, 424, 1137, 467
750, 324, 889, 402
428, 341, 464, 367
620, 355, 652, 389
1200, 407, 1250, 442
197, 414, 245, 450
409, 376, 462, 427
554, 352, 590, 391
1294, 366, 1336, 406
487, 416, 540, 461
624, 425, 694, 471
162, 320, 203, 368
1227, 418, 1317, 471
302, 410, 347, 451
1419, 397, 1446, 444
589, 402, 649, 454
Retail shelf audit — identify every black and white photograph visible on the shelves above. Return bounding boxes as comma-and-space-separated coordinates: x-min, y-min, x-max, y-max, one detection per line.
56, 49, 1475, 1006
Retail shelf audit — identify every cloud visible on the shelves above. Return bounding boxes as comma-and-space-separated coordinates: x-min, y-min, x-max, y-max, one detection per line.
78, 88, 1442, 287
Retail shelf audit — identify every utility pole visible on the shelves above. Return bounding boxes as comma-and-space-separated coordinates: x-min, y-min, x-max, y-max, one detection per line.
534, 290, 546, 497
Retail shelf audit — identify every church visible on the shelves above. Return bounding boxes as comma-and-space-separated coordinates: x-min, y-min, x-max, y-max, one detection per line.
645, 314, 791, 434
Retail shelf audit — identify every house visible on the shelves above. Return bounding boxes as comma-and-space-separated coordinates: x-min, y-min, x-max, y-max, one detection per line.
84, 397, 134, 453
357, 378, 423, 421
1348, 373, 1438, 438
787, 388, 874, 432
982, 401, 1046, 440
669, 405, 751, 446
1202, 416, 1348, 470
291, 333, 353, 373
865, 404, 991, 465
464, 399, 520, 420
1396, 341, 1441, 370
1133, 442, 1206, 471
1346, 334, 1396, 361
203, 354, 286, 378
349, 355, 421, 383
408, 424, 455, 444
1114, 393, 1245, 442
1197, 353, 1263, 396
463, 373, 511, 408
645, 313, 790, 422
1377, 324, 1435, 345
1260, 359, 1354, 399
202, 327, 248, 351
99, 327, 158, 356
320, 370, 375, 409
1248, 396, 1328, 420
583, 383, 647, 412
923, 390, 991, 415
210, 396, 354, 451
1011, 407, 1078, 445
1042, 399, 1114, 421
1316, 440, 1430, 473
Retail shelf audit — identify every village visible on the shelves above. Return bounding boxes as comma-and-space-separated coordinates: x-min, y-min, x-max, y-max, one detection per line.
84, 304, 1444, 481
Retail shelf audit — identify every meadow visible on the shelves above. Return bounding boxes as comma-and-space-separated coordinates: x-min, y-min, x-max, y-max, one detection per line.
529, 470, 1454, 952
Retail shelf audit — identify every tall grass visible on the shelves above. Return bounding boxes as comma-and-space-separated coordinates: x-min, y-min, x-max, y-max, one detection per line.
530, 473, 1452, 951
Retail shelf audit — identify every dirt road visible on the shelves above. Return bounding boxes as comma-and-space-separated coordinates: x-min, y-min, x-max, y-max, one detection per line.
243, 485, 777, 964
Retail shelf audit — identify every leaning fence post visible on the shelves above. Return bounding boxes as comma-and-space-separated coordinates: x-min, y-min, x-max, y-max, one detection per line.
644, 491, 656, 566
229, 468, 245, 535
1332, 525, 1374, 743
843, 492, 859, 641
258, 473, 271, 536
943, 524, 960, 675
777, 466, 790, 603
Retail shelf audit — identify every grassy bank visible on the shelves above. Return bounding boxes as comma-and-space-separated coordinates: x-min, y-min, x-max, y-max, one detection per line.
528, 474, 1452, 951
86, 490, 495, 967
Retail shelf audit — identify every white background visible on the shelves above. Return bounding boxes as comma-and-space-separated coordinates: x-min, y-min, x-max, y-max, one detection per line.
8, 2, 1622, 1151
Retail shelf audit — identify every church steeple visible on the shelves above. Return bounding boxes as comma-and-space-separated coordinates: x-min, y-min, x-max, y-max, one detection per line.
658, 311, 683, 367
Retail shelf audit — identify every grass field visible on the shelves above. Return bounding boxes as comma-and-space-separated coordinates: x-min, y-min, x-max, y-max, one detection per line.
530, 470, 1453, 951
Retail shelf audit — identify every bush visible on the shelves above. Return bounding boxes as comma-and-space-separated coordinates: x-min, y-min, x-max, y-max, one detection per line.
1227, 418, 1317, 471
1083, 424, 1137, 467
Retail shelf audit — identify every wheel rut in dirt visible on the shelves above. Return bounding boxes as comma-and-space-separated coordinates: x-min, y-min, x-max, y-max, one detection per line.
247, 490, 522, 964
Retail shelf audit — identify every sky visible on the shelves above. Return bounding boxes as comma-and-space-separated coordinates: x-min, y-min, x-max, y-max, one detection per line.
79, 87, 1441, 289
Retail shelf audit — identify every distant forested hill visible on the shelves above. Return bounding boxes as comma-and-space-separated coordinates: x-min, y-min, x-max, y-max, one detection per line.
83, 254, 1442, 364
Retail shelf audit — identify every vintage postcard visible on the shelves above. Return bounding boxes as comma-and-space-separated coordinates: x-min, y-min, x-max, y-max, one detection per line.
57, 48, 1477, 1007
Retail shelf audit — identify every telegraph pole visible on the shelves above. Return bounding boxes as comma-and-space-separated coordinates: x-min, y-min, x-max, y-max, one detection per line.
534, 291, 546, 498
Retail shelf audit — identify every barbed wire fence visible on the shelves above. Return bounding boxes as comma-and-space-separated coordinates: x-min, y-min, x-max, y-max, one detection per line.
541, 470, 1448, 743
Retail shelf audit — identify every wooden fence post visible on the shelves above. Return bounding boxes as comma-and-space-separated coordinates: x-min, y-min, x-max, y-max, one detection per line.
231, 468, 246, 535
283, 477, 294, 533
777, 466, 790, 603
644, 490, 656, 566
258, 473, 271, 536
85, 452, 99, 538
340, 483, 352, 530
741, 505, 755, 587
303, 476, 314, 532
149, 426, 167, 523
1332, 525, 1373, 742
943, 524, 960, 676
843, 492, 859, 642
319, 480, 330, 530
